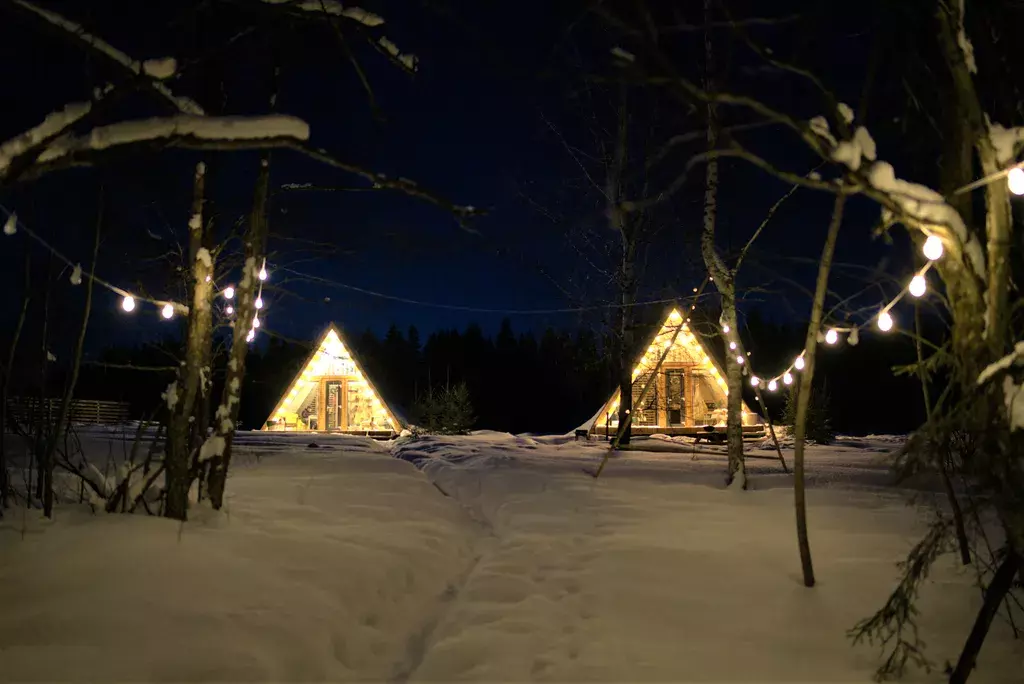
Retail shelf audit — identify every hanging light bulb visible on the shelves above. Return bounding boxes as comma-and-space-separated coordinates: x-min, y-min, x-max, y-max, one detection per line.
255, 296, 264, 309
246, 330, 255, 343
729, 341, 737, 350
121, 295, 136, 312
909, 274, 927, 298
225, 305, 234, 315
258, 265, 268, 281
825, 329, 839, 345
794, 356, 806, 370
205, 274, 212, 283
922, 235, 943, 261
722, 324, 730, 334
736, 355, 745, 365
750, 376, 760, 387
252, 315, 261, 329
783, 372, 794, 385
161, 303, 174, 319
224, 286, 235, 300
768, 379, 778, 392
1008, 167, 1024, 196
877, 311, 894, 332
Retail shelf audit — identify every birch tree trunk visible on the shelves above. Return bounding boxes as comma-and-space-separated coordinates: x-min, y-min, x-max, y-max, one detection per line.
792, 194, 846, 588
164, 162, 211, 520
42, 194, 102, 518
205, 157, 270, 509
701, 0, 745, 486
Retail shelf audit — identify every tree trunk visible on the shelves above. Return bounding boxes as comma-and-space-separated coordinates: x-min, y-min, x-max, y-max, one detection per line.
206, 158, 270, 509
719, 277, 746, 487
616, 236, 636, 446
950, 550, 1021, 684
0, 250, 31, 515
793, 194, 846, 588
42, 194, 102, 517
164, 162, 211, 521
34, 257, 53, 503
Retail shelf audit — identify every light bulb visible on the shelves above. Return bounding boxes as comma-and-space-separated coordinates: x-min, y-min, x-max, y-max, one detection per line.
922, 235, 943, 261
161, 303, 174, 319
1009, 167, 1024, 196
825, 329, 839, 345
255, 296, 263, 309
225, 305, 234, 315
246, 330, 255, 343
729, 341, 737, 350
722, 324, 730, 333
736, 355, 745, 365
783, 372, 793, 385
750, 376, 760, 387
224, 286, 235, 299
258, 266, 268, 281
768, 379, 778, 392
121, 295, 135, 312
909, 274, 926, 298
877, 311, 893, 332
205, 274, 211, 283
794, 356, 805, 370
252, 316, 261, 329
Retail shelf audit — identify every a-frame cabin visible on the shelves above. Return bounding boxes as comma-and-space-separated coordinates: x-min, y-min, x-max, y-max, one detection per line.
583, 308, 765, 439
262, 325, 403, 437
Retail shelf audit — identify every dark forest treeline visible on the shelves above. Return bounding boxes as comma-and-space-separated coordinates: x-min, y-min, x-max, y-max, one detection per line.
2, 311, 927, 436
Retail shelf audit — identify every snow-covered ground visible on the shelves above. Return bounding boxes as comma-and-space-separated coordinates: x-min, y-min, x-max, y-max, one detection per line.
1, 430, 1021, 681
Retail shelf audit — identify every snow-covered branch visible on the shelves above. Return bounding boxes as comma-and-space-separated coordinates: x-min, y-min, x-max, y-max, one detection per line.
12, 0, 202, 115
259, 0, 384, 27
978, 341, 1024, 386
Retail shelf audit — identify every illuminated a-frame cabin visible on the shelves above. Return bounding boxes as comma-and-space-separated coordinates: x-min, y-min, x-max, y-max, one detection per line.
584, 308, 765, 439
262, 325, 403, 437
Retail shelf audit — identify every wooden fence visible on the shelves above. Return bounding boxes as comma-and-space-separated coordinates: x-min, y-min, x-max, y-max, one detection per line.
5, 397, 131, 426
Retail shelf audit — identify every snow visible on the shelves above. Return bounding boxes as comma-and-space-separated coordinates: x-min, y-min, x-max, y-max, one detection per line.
988, 121, 1024, 165
2, 431, 1020, 681
69, 263, 82, 285
610, 46, 636, 63
956, 0, 977, 74
196, 247, 213, 268
259, 0, 385, 27
1003, 376, 1024, 431
378, 36, 418, 72
831, 126, 877, 171
141, 57, 176, 80
865, 161, 986, 280
161, 381, 178, 409
809, 115, 837, 147
3, 211, 17, 235
12, 1, 202, 115
38, 115, 310, 164
197, 434, 226, 462
189, 213, 202, 230
977, 341, 1024, 385
0, 102, 92, 177
838, 102, 854, 125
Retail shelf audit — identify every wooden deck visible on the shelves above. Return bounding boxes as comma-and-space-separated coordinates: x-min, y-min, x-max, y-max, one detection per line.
592, 424, 767, 441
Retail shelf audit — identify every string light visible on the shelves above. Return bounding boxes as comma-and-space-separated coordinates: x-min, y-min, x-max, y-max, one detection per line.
768, 379, 777, 391
825, 329, 839, 345
122, 296, 136, 312
750, 376, 760, 387
246, 330, 255, 343
736, 355, 745, 365
252, 315, 261, 329
783, 372, 793, 385
909, 274, 926, 298
255, 296, 264, 309
877, 311, 894, 332
794, 356, 805, 370
161, 303, 174, 319
729, 341, 737, 350
722, 324, 730, 333
224, 286, 235, 299
922, 235, 944, 261
1009, 167, 1024, 196
225, 305, 234, 315
258, 265, 268, 281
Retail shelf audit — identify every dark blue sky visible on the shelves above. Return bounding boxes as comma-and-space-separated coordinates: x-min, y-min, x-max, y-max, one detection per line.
0, 0, 906, 352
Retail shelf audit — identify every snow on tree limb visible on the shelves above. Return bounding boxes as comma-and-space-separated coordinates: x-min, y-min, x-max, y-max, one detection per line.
988, 121, 1024, 165
0, 101, 92, 176
259, 0, 384, 27
978, 341, 1024, 386
34, 114, 310, 166
12, 0, 202, 114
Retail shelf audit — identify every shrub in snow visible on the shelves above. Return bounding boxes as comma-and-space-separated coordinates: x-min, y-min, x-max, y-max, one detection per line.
413, 382, 475, 435
782, 381, 835, 445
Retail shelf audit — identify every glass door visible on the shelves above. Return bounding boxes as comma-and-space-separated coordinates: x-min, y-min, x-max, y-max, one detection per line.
665, 370, 686, 426
323, 380, 345, 431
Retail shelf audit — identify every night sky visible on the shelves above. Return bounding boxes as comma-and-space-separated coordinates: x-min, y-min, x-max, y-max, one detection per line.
1, 0, 919, 354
